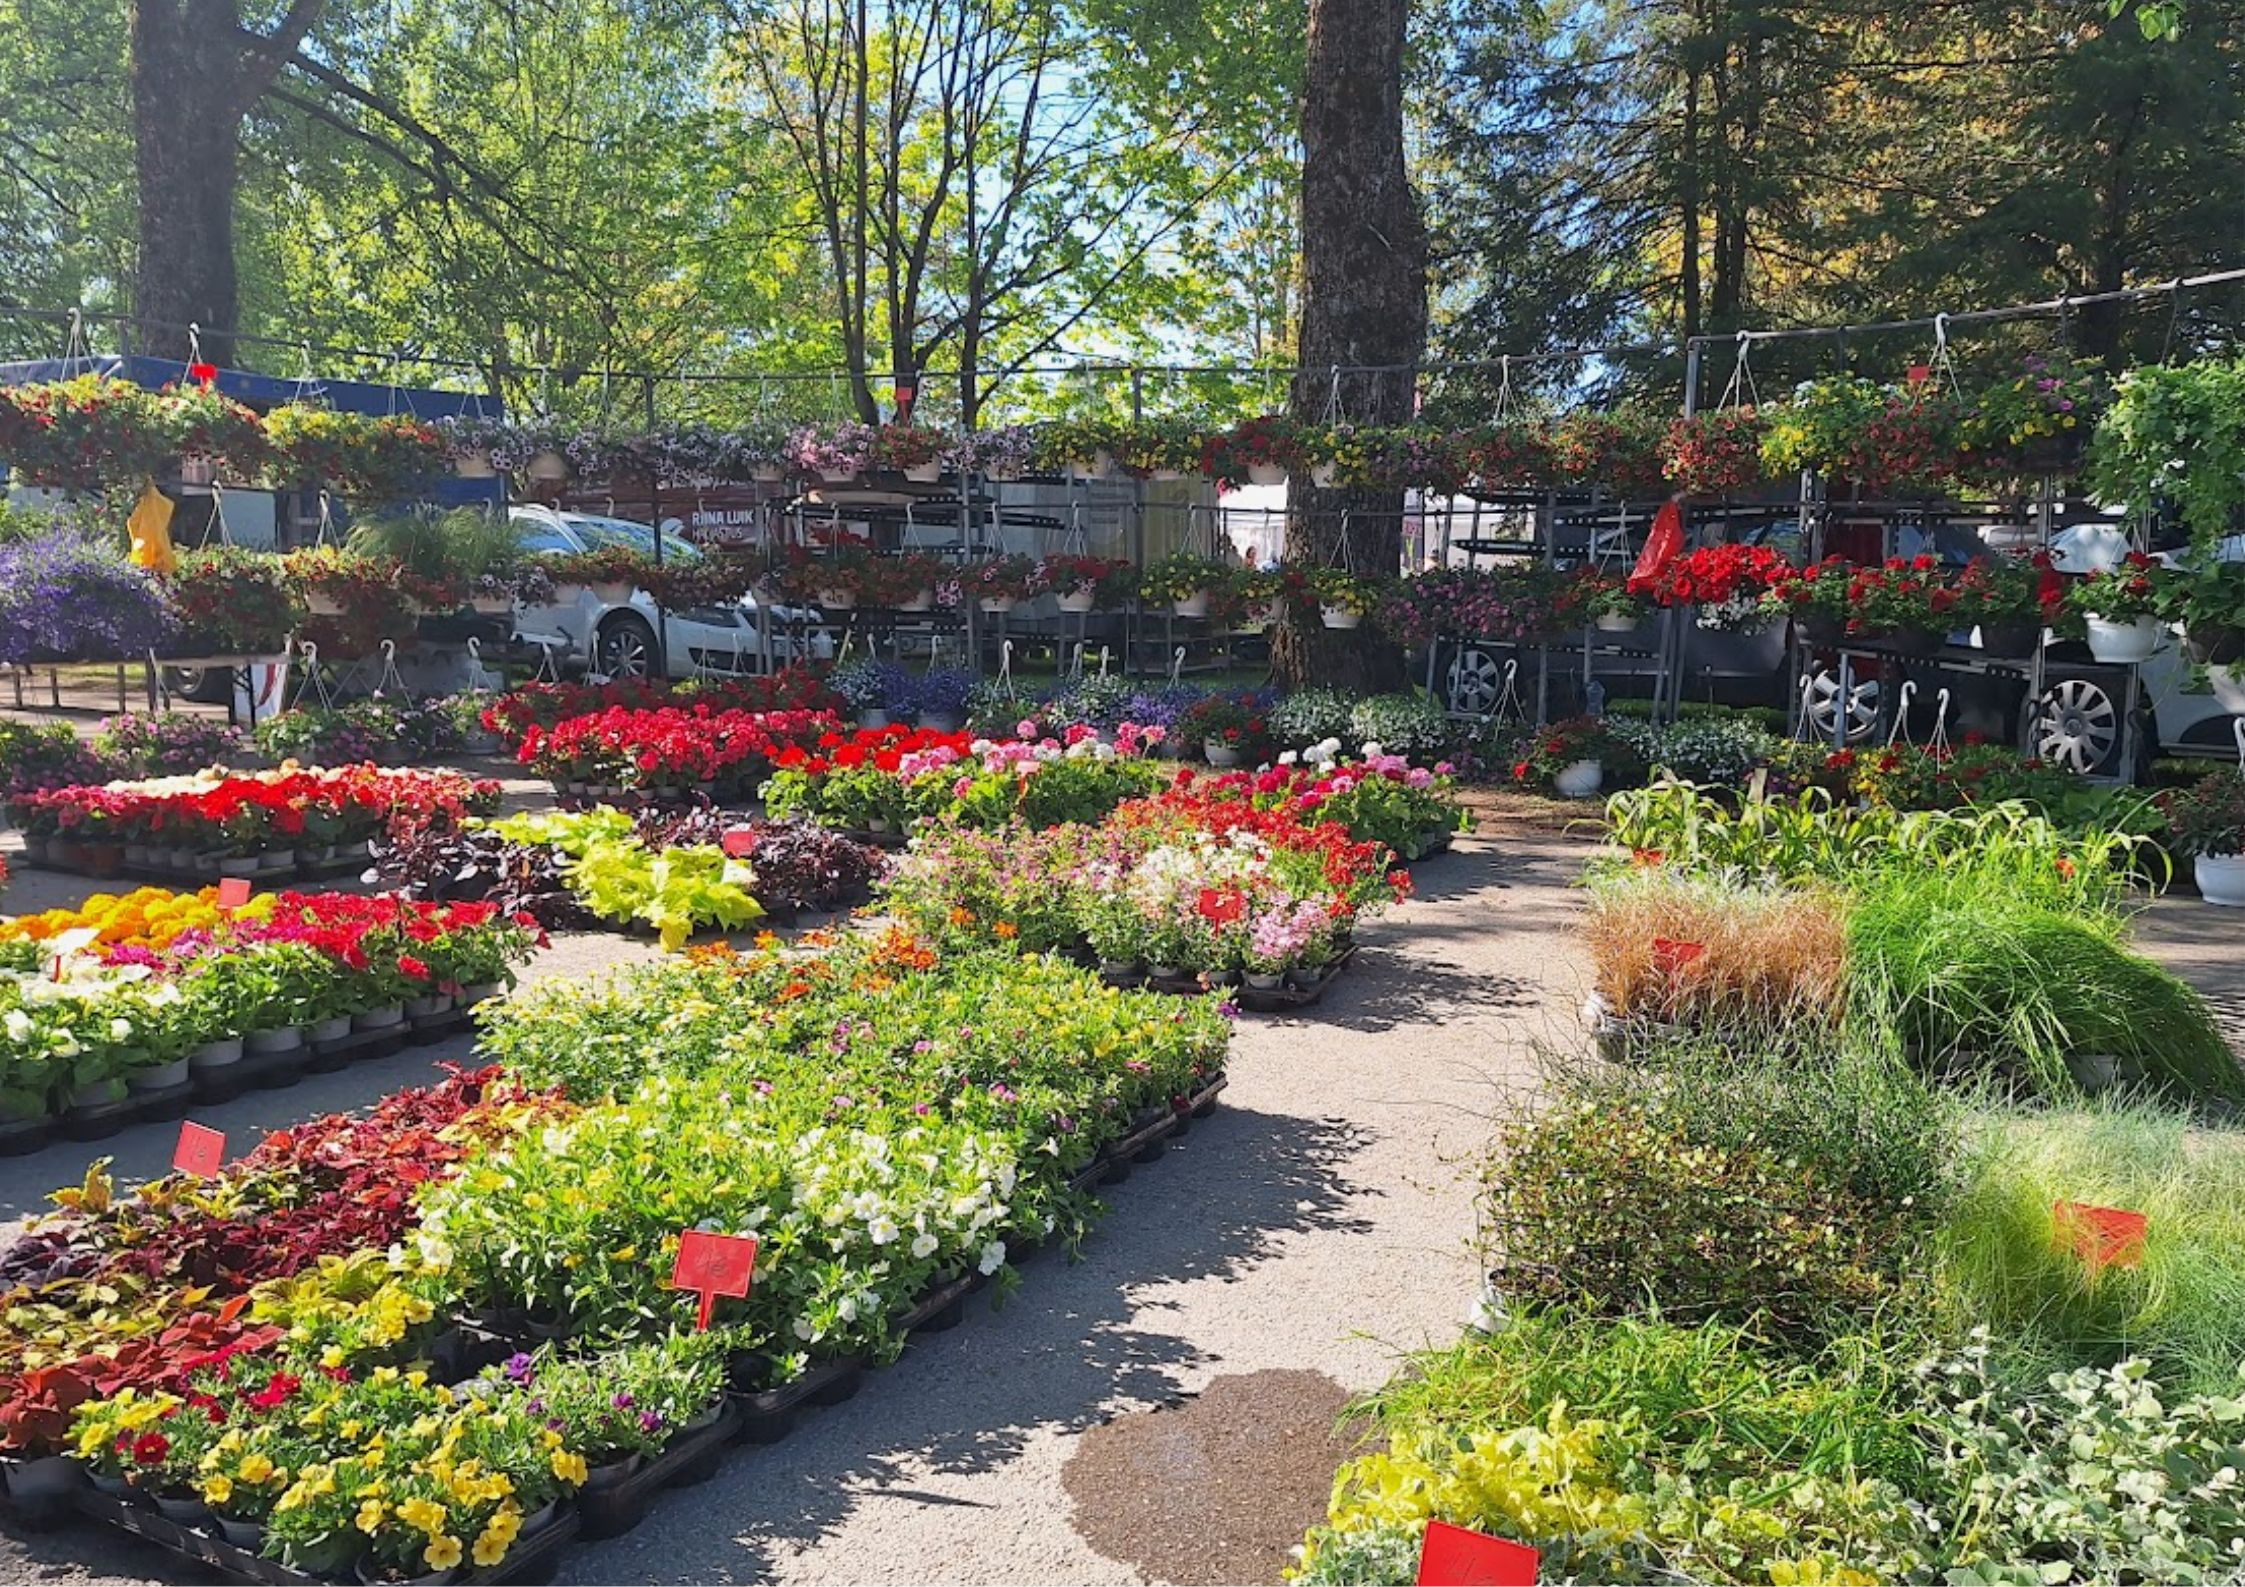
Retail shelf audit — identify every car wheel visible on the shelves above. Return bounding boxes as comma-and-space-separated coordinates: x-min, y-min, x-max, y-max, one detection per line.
1443, 646, 1509, 716
163, 666, 230, 704
595, 613, 662, 681
2021, 677, 2125, 775
1803, 664, 1881, 744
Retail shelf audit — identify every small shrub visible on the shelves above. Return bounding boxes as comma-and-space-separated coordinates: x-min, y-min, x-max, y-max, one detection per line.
1346, 693, 1452, 759
1269, 687, 1355, 748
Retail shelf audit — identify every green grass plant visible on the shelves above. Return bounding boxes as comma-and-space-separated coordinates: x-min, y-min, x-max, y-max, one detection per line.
1935, 1098, 2245, 1396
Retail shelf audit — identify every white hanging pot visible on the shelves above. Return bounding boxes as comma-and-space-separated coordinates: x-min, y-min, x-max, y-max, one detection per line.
1058, 591, 1096, 614
2209, 663, 2245, 715
470, 594, 513, 615
2083, 613, 2159, 663
1247, 462, 1287, 489
1151, 467, 1183, 482
1311, 462, 1339, 489
178, 454, 218, 487
1172, 591, 1211, 619
903, 462, 942, 484
1977, 523, 2039, 552
978, 596, 1017, 615
819, 588, 856, 611
1261, 598, 1285, 625
550, 581, 586, 604
1204, 739, 1242, 768
2196, 852, 2245, 907
306, 593, 346, 618
1553, 759, 1604, 799
819, 465, 861, 485
897, 589, 935, 613
526, 449, 570, 483
1320, 604, 1361, 630
590, 580, 634, 605
453, 451, 496, 480
1595, 612, 1640, 633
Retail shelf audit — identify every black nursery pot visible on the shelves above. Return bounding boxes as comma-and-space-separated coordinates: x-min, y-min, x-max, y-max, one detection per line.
1798, 612, 1847, 646
1977, 620, 2044, 659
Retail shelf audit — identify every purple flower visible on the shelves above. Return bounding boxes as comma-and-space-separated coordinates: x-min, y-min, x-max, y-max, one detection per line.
503, 1353, 536, 1385
639, 1410, 663, 1433
611, 1391, 636, 1410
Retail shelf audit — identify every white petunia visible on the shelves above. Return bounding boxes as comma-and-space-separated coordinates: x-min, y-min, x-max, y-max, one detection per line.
978, 1241, 1007, 1275
868, 1216, 899, 1245
911, 1232, 938, 1259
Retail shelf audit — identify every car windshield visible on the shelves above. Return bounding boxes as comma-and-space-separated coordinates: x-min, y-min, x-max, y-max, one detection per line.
568, 515, 703, 564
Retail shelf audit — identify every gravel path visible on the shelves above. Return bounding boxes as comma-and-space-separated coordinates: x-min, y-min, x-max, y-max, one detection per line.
0, 829, 1591, 1585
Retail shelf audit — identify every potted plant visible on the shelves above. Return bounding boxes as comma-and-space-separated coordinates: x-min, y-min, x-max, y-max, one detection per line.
547, 545, 655, 606
2154, 549, 2245, 667
1032, 417, 1124, 479
1034, 554, 1133, 613
165, 548, 304, 656
1955, 350, 2105, 484
1780, 557, 1854, 644
2161, 767, 2245, 907
1760, 374, 1960, 495
962, 554, 1036, 614
1311, 568, 1382, 630
1950, 554, 2058, 658
1659, 408, 1768, 498
1846, 556, 1958, 654
786, 421, 880, 484
955, 425, 1033, 481
1460, 422, 1559, 491
1580, 572, 1653, 635
155, 381, 267, 486
3, 376, 173, 487
1138, 552, 1235, 618
1630, 543, 1793, 635
2087, 354, 2245, 547
434, 414, 506, 478
1551, 407, 1668, 498
1199, 415, 1297, 489
1180, 695, 1269, 768
2067, 553, 2166, 663
1113, 416, 1204, 481
1508, 715, 1638, 799
875, 422, 950, 483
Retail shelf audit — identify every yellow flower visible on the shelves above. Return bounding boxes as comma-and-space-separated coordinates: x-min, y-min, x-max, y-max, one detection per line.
424, 1535, 464, 1572
201, 1474, 234, 1507
357, 1499, 387, 1535
320, 1344, 346, 1370
472, 1527, 512, 1567
549, 1449, 588, 1486
239, 1453, 275, 1484
398, 1496, 448, 1537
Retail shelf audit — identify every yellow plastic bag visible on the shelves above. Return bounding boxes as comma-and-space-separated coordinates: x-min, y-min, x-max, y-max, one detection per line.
126, 482, 177, 575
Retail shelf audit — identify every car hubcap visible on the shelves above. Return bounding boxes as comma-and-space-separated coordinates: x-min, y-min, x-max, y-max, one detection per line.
1805, 668, 1881, 743
1444, 648, 1505, 715
600, 627, 653, 678
2026, 678, 2117, 773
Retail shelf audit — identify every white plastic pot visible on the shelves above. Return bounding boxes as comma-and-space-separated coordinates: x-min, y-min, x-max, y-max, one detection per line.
1310, 462, 1338, 489
818, 588, 857, 611
1320, 605, 1361, 630
1172, 591, 1211, 619
1204, 739, 1242, 768
1247, 462, 1287, 489
903, 462, 941, 484
1553, 759, 1604, 799
1595, 612, 1640, 633
306, 593, 345, 618
590, 580, 634, 605
818, 466, 861, 485
1058, 591, 1096, 614
453, 451, 496, 480
2083, 613, 2160, 663
2209, 663, 2245, 715
896, 589, 935, 613
2197, 853, 2245, 908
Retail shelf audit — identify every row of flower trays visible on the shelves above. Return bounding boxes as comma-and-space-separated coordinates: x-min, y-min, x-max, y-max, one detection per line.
0, 889, 541, 1151
1, 1071, 1229, 1583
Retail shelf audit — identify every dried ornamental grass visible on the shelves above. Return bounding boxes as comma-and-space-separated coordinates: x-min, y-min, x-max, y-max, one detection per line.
1582, 871, 1847, 1032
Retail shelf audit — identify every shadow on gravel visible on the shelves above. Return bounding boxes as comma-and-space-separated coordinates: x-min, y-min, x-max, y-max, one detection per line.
559, 1104, 1377, 1583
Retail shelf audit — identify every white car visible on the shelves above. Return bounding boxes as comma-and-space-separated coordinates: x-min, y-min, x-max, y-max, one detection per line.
508, 507, 831, 680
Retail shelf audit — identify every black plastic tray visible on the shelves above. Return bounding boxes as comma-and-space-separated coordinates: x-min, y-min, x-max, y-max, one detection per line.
1093, 947, 1357, 1012
575, 1400, 739, 1540
67, 1476, 581, 1585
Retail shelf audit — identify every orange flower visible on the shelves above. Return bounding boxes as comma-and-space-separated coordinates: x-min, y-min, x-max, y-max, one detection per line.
947, 906, 975, 928
992, 921, 1019, 940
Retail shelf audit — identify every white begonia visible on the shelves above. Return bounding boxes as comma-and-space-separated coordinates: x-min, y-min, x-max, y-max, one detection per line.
3, 1009, 32, 1043
108, 1017, 133, 1042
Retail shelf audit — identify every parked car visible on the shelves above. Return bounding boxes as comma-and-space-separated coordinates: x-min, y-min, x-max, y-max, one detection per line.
509, 507, 831, 680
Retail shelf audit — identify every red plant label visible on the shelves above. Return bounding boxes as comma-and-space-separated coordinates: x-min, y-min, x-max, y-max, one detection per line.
1651, 937, 1706, 976
720, 827, 757, 858
1195, 887, 1246, 925
1416, 1520, 1540, 1586
173, 1122, 226, 1179
671, 1229, 759, 1330
216, 877, 254, 908
2054, 1201, 2147, 1271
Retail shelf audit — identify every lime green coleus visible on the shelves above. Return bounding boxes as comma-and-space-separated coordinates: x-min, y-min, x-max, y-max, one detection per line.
484, 809, 762, 949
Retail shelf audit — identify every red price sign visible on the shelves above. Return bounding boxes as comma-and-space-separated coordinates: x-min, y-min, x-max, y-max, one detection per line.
216, 877, 253, 909
174, 1122, 226, 1179
1417, 1520, 1540, 1587
2055, 1201, 2147, 1272
720, 827, 757, 859
1650, 937, 1705, 977
671, 1230, 758, 1330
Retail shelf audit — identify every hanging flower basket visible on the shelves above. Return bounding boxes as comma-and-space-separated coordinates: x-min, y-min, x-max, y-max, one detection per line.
2084, 614, 2159, 663
526, 449, 570, 483
1320, 605, 1361, 630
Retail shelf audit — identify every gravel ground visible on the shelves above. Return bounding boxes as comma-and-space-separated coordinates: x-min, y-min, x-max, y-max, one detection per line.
0, 824, 1590, 1585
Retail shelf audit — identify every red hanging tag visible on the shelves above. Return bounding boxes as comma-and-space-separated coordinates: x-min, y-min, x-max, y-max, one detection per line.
721, 827, 757, 858
2054, 1201, 2146, 1272
174, 1122, 226, 1179
1417, 1520, 1540, 1586
216, 877, 253, 909
671, 1230, 758, 1330
1628, 499, 1684, 587
1650, 937, 1706, 976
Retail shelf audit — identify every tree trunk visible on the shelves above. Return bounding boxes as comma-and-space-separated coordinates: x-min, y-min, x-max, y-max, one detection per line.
1274, 0, 1427, 692
130, 0, 251, 363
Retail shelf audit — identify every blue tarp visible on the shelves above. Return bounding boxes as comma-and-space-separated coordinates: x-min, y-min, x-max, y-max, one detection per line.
0, 354, 501, 422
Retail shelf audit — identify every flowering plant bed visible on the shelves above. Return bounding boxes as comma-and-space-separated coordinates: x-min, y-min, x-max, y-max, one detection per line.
515, 705, 840, 799
1628, 544, 1793, 630
476, 673, 842, 748
762, 723, 1172, 834
6, 766, 499, 871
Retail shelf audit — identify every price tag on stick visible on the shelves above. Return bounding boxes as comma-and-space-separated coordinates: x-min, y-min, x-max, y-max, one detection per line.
720, 827, 757, 859
1416, 1520, 1540, 1587
2055, 1201, 2147, 1272
671, 1230, 758, 1330
216, 877, 253, 909
174, 1122, 226, 1179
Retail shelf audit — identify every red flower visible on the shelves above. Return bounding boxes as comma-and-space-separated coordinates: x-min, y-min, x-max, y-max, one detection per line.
246, 1371, 301, 1411
397, 954, 430, 981
131, 1431, 169, 1465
